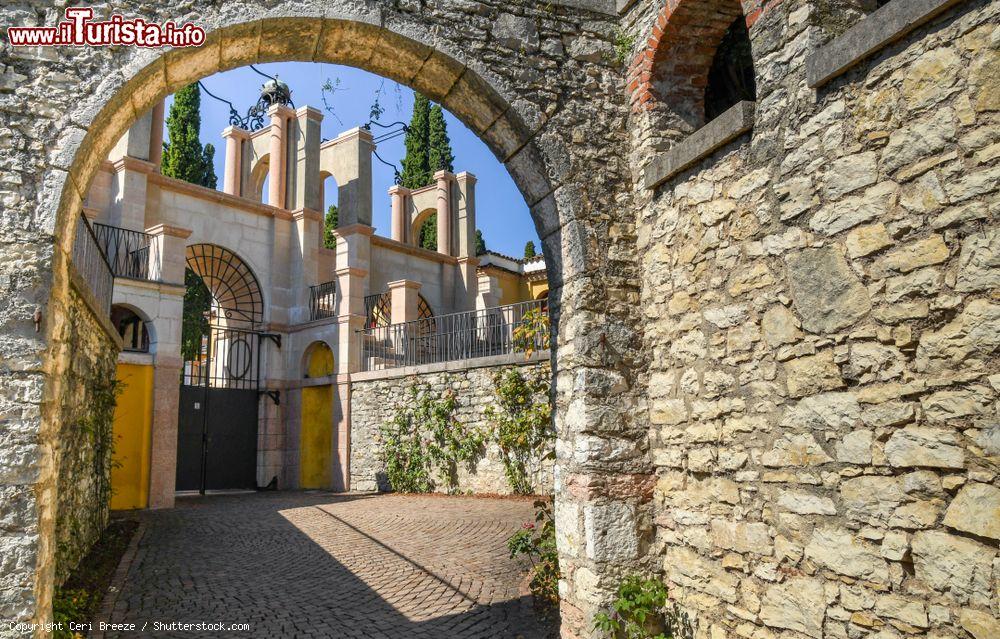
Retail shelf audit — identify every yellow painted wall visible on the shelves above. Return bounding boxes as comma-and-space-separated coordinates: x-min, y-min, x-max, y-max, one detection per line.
301, 344, 334, 489
528, 279, 549, 301
111, 363, 153, 510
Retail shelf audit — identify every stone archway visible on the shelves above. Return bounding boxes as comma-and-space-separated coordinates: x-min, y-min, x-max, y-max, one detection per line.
9, 3, 643, 634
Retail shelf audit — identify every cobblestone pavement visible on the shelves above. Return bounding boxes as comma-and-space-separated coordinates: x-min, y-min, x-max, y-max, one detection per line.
105, 492, 555, 638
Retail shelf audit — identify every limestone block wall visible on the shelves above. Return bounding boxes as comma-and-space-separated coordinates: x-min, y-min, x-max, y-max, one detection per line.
350, 359, 554, 495
53, 288, 120, 584
626, 0, 1000, 638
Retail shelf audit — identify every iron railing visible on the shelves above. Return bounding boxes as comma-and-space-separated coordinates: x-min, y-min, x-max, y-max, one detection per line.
92, 223, 159, 280
72, 214, 114, 314
182, 326, 266, 390
357, 299, 548, 372
309, 281, 337, 320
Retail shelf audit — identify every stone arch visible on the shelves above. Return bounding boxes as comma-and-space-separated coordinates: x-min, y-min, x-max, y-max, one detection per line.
247, 152, 270, 203
628, 0, 769, 131
411, 207, 437, 247
26, 6, 630, 633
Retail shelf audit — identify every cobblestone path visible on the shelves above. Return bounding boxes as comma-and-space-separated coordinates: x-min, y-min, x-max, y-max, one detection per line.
104, 492, 555, 638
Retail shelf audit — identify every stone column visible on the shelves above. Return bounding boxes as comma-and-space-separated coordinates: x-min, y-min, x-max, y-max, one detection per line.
389, 184, 410, 243
290, 106, 324, 213
267, 104, 294, 209
290, 208, 323, 323
149, 100, 165, 168
145, 223, 192, 285
330, 127, 374, 227
221, 126, 249, 196
455, 171, 477, 258
434, 170, 454, 256
147, 359, 182, 509
388, 279, 422, 325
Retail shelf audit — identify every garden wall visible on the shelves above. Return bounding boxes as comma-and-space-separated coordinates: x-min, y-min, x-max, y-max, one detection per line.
54, 285, 121, 584
350, 355, 554, 496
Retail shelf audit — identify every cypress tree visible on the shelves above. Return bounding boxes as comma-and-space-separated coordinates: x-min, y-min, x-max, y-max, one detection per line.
400, 92, 432, 190
475, 229, 487, 256
324, 204, 339, 249
164, 84, 218, 361
401, 93, 458, 251
428, 104, 454, 173
200, 143, 218, 189
524, 241, 537, 259
162, 84, 216, 186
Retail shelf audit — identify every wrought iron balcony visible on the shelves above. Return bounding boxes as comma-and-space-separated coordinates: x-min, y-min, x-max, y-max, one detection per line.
357, 299, 549, 372
71, 214, 114, 314
91, 223, 159, 281
309, 281, 337, 321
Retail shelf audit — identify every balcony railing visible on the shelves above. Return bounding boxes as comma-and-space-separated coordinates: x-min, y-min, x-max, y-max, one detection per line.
309, 281, 337, 321
92, 223, 159, 280
357, 299, 549, 372
72, 214, 114, 314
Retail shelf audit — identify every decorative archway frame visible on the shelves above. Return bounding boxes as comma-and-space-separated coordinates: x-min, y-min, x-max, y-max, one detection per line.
16, 4, 640, 634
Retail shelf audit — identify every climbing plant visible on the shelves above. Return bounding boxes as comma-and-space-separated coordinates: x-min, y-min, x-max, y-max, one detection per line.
380, 382, 485, 493
484, 367, 553, 494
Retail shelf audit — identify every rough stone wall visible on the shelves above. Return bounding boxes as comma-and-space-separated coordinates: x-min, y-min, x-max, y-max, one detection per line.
625, 0, 1000, 638
53, 288, 119, 584
351, 362, 554, 495
0, 1, 640, 632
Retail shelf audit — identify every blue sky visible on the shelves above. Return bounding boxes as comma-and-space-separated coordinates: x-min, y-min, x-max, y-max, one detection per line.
164, 63, 538, 258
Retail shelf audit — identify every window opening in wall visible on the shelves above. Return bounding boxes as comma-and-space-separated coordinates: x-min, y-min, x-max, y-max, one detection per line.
111, 305, 150, 353
704, 16, 757, 122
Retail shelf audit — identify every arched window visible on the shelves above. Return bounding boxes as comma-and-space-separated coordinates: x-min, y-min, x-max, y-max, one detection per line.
365, 292, 434, 328
185, 244, 264, 328
111, 305, 150, 352
631, 0, 758, 134
704, 16, 757, 122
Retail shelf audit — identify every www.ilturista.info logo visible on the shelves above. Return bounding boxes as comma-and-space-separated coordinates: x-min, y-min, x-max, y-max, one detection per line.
6, 7, 205, 48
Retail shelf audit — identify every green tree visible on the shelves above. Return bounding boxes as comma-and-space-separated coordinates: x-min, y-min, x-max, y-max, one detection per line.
165, 84, 218, 363
476, 229, 487, 255
402, 94, 458, 250
428, 104, 454, 173
400, 92, 432, 190
524, 241, 537, 259
161, 84, 217, 188
418, 213, 438, 251
323, 204, 339, 249
181, 269, 211, 362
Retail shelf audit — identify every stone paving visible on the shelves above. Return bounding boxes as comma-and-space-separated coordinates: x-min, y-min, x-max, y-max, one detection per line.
105, 492, 555, 638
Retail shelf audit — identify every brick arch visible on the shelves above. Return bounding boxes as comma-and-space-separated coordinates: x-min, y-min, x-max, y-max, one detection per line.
628, 0, 775, 126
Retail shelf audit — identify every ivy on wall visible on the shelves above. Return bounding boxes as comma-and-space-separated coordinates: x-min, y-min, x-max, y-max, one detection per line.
379, 383, 485, 493
485, 368, 553, 495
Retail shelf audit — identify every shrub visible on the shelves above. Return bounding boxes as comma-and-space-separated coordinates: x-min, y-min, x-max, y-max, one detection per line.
508, 499, 560, 613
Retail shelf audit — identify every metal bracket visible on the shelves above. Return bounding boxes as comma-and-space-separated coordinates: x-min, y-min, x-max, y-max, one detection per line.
259, 390, 280, 406
260, 333, 281, 349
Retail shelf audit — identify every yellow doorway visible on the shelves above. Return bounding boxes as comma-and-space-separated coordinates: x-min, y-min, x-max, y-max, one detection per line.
111, 363, 153, 510
300, 343, 334, 489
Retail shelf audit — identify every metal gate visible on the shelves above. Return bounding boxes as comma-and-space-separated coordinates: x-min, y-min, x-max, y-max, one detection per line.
176, 326, 278, 492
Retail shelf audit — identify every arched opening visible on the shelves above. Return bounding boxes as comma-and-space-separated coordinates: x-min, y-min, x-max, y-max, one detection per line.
320, 171, 338, 250
248, 154, 270, 203
111, 304, 152, 353
185, 243, 264, 330
634, 0, 757, 135
411, 207, 437, 249
38, 15, 569, 638
704, 16, 757, 122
